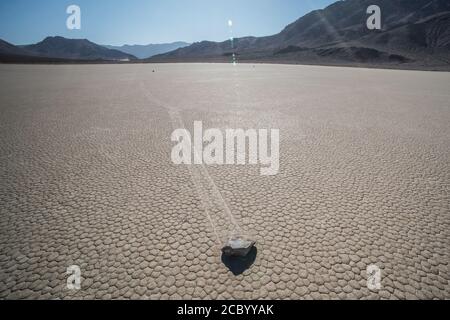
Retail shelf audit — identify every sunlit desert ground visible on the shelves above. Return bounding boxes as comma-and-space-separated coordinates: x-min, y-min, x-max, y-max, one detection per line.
0, 63, 449, 299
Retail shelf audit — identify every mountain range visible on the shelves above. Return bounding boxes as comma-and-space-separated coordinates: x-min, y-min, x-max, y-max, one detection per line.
149, 0, 450, 69
22, 37, 137, 61
1, 0, 449, 69
0, 36, 136, 62
0, 37, 189, 62
103, 42, 190, 59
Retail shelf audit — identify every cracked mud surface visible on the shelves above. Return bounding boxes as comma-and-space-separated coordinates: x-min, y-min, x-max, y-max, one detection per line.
0, 63, 449, 299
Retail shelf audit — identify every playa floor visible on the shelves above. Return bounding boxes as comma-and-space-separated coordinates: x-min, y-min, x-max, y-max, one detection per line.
0, 63, 449, 299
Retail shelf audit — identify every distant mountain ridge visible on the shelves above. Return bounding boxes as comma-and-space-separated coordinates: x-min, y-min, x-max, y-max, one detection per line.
0, 37, 189, 62
104, 42, 190, 59
0, 39, 33, 56
20, 36, 136, 61
150, 0, 450, 69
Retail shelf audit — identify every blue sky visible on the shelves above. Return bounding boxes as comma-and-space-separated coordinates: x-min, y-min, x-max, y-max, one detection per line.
0, 0, 336, 45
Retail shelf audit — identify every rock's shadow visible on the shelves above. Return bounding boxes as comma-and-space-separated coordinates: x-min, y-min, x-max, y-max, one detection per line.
221, 247, 257, 275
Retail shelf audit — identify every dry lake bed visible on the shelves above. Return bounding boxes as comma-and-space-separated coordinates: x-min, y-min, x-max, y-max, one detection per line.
0, 63, 449, 299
